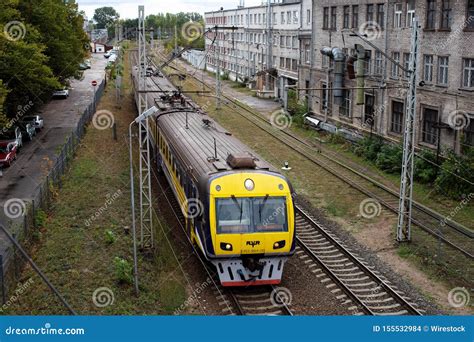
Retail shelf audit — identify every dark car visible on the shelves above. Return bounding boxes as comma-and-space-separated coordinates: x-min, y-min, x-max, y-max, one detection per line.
0, 142, 18, 167
18, 122, 36, 141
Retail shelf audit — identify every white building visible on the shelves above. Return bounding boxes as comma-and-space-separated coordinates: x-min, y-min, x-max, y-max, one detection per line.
182, 49, 206, 70
204, 0, 305, 104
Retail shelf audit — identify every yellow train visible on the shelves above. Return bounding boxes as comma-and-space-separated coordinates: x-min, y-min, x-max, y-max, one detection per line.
133, 65, 295, 286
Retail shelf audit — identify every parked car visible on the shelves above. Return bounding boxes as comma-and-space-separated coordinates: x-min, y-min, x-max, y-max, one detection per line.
0, 142, 17, 167
0, 127, 22, 150
18, 122, 36, 141
104, 51, 113, 58
52, 88, 69, 99
85, 59, 91, 68
20, 115, 44, 131
79, 63, 89, 70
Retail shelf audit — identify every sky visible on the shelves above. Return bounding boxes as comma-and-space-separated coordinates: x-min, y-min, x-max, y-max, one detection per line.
77, 0, 262, 20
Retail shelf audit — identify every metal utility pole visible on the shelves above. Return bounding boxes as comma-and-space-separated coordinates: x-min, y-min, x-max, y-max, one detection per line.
265, 0, 273, 91
215, 24, 221, 109
137, 5, 154, 250
150, 29, 154, 50
174, 25, 178, 55
397, 18, 420, 242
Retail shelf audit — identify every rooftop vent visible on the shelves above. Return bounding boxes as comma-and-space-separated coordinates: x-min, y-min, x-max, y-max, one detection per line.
226, 153, 256, 169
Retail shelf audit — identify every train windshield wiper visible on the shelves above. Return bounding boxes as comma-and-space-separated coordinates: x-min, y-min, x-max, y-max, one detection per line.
231, 195, 243, 222
258, 194, 269, 222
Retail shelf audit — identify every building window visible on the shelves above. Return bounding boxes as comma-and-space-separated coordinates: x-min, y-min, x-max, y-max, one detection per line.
352, 5, 359, 28
339, 90, 351, 117
426, 0, 436, 29
343, 6, 350, 29
424, 55, 434, 83
285, 58, 291, 69
440, 0, 452, 29
292, 59, 297, 71
280, 57, 284, 68
422, 108, 439, 145
364, 50, 372, 75
286, 35, 291, 47
293, 11, 299, 24
376, 4, 385, 27
321, 82, 332, 113
281, 12, 285, 24
468, 0, 474, 29
394, 3, 403, 28
407, 0, 416, 27
364, 94, 375, 127
330, 6, 337, 30
367, 4, 374, 22
403, 52, 411, 78
287, 11, 291, 24
304, 43, 310, 64
464, 119, 474, 148
391, 100, 404, 134
462, 58, 474, 88
437, 56, 449, 85
292, 36, 298, 49
374, 51, 383, 75
391, 52, 400, 78
323, 7, 329, 29
307, 9, 311, 25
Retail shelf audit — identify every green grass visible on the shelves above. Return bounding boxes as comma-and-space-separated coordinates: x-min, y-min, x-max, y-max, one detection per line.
6, 51, 187, 315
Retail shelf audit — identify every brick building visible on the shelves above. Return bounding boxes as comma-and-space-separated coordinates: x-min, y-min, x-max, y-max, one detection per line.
300, 0, 474, 154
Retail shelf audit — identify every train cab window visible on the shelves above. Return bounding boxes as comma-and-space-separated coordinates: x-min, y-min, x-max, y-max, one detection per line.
253, 197, 288, 232
216, 198, 251, 234
216, 197, 288, 234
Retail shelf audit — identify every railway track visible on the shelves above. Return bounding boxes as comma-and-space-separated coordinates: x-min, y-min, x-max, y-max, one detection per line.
295, 206, 422, 316
132, 53, 425, 316
150, 52, 473, 261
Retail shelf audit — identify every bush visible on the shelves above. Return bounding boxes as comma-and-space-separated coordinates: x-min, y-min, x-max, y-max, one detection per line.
114, 257, 133, 284
35, 210, 47, 228
414, 149, 439, 184
375, 144, 403, 174
434, 150, 474, 200
105, 230, 117, 244
353, 136, 384, 162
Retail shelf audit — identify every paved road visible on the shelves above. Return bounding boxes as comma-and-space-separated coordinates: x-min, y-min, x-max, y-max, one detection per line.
0, 54, 107, 206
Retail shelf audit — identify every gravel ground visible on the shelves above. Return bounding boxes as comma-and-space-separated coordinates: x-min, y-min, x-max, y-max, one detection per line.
296, 196, 443, 315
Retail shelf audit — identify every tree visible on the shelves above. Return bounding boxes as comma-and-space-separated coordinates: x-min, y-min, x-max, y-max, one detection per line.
93, 6, 119, 29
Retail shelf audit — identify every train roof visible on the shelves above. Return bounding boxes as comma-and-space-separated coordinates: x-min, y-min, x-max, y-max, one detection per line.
131, 61, 276, 181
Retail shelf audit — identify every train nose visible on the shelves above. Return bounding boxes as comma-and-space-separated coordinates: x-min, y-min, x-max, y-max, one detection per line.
242, 256, 264, 272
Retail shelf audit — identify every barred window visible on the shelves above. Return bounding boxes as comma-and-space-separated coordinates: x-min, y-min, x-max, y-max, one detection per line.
391, 101, 404, 134
422, 108, 439, 145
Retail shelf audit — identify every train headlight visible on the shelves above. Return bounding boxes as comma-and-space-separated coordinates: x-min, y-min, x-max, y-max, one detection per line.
273, 240, 286, 249
278, 184, 284, 190
220, 242, 233, 251
244, 178, 254, 191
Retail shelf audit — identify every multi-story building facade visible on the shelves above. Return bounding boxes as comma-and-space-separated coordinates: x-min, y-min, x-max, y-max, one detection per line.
301, 0, 474, 154
204, 0, 304, 105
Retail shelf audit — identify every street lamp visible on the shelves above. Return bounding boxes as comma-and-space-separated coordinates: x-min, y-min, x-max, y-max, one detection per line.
128, 105, 158, 295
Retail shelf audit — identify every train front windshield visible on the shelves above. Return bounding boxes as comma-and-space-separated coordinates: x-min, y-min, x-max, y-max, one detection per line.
216, 196, 288, 234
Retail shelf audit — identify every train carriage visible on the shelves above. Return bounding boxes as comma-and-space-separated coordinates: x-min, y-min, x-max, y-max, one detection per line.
132, 63, 296, 286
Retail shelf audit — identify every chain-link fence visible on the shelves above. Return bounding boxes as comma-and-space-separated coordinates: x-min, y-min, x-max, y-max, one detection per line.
0, 79, 106, 304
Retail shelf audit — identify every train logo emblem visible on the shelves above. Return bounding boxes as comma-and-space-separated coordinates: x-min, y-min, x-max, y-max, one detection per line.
246, 241, 260, 247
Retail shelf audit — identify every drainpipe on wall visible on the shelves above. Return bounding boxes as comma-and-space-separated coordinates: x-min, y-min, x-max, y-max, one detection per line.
321, 46, 345, 106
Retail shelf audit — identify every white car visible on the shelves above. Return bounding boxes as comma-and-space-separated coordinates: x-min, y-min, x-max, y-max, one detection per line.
52, 88, 69, 99
21, 115, 44, 131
